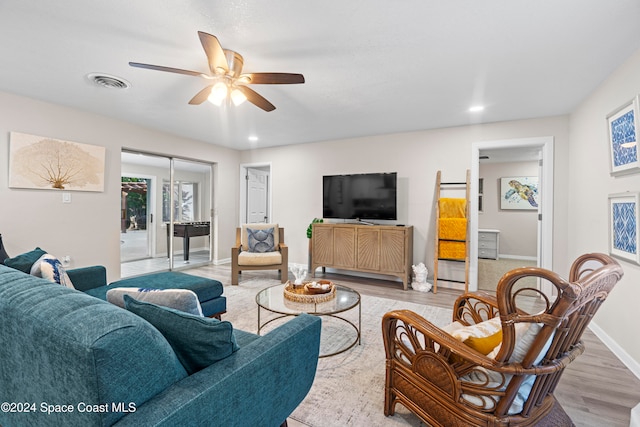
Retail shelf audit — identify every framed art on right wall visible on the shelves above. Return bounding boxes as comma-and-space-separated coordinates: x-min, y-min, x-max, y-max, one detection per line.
608, 192, 640, 264
607, 96, 640, 175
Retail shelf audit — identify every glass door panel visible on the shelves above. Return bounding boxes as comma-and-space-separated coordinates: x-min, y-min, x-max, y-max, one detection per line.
121, 152, 171, 277
168, 159, 213, 270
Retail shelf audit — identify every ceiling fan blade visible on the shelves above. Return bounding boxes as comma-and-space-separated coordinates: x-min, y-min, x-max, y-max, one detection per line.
129, 62, 204, 77
198, 31, 229, 75
236, 86, 276, 112
240, 73, 305, 84
189, 85, 213, 105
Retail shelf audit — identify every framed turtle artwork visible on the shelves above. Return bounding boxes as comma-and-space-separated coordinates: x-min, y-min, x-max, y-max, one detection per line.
500, 177, 539, 210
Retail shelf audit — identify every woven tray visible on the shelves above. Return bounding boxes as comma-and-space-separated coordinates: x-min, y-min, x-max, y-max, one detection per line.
283, 280, 336, 303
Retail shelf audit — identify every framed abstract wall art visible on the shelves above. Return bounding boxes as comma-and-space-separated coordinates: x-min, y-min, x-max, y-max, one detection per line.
500, 176, 539, 210
607, 96, 640, 176
9, 132, 105, 192
608, 192, 640, 264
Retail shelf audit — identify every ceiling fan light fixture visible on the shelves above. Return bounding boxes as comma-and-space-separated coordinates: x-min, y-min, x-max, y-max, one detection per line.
231, 88, 247, 106
208, 81, 228, 105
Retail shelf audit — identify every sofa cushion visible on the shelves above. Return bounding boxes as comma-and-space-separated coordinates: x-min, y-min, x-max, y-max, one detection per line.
108, 271, 224, 302
124, 295, 239, 374
107, 287, 203, 316
247, 227, 275, 252
4, 247, 46, 273
30, 253, 75, 289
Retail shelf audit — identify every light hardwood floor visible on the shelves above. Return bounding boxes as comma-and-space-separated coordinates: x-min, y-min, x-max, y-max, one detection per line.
180, 263, 640, 426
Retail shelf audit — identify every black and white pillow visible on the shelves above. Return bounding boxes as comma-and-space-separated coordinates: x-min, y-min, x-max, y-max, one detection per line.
30, 254, 75, 289
247, 227, 275, 253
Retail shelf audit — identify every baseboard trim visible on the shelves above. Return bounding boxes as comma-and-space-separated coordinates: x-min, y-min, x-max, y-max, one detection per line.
498, 254, 537, 261
589, 321, 640, 381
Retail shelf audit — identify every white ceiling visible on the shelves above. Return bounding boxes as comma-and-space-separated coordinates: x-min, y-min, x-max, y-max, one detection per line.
1, 1, 639, 151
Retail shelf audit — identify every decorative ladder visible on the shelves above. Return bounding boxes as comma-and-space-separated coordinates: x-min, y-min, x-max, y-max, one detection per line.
433, 170, 470, 293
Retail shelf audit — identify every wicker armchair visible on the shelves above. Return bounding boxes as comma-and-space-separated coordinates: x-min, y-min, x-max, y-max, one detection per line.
382, 253, 623, 426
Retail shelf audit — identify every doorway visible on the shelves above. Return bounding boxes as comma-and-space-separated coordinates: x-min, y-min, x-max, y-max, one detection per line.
240, 163, 271, 224
470, 137, 554, 294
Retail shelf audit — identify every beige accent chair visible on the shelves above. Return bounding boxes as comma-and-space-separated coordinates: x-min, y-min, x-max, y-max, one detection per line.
231, 223, 288, 286
382, 253, 623, 426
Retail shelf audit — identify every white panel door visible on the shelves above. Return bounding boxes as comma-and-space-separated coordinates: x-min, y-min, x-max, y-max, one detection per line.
247, 168, 269, 223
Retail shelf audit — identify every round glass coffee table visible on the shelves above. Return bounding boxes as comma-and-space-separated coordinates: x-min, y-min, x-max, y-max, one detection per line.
256, 283, 361, 358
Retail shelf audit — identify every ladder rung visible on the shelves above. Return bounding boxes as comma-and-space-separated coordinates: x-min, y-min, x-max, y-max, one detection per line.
436, 277, 466, 284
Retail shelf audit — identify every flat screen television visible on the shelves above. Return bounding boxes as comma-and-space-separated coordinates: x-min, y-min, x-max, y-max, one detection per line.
323, 172, 397, 220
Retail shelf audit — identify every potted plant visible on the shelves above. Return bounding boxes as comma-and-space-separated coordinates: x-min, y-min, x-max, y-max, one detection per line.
307, 218, 323, 272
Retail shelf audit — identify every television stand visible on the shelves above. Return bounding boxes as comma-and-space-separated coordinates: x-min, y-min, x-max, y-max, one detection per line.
310, 223, 413, 290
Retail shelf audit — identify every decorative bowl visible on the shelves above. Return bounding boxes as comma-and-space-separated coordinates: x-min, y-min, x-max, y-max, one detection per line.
304, 280, 333, 294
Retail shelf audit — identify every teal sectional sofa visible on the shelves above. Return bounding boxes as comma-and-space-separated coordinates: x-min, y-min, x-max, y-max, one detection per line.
0, 265, 321, 426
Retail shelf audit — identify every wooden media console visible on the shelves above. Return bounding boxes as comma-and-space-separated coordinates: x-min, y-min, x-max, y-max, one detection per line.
311, 223, 413, 290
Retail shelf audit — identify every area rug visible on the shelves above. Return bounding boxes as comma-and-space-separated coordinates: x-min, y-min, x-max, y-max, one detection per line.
223, 278, 452, 427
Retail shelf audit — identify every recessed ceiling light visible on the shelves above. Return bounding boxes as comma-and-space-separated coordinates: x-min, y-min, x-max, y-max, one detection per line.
248, 136, 259, 142
469, 105, 485, 112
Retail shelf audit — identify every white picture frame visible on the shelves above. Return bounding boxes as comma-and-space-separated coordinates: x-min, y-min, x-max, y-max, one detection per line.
9, 132, 105, 192
608, 192, 640, 264
499, 176, 539, 210
607, 96, 640, 176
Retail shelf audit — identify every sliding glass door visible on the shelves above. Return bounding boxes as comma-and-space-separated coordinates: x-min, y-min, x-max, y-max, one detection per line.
121, 151, 213, 277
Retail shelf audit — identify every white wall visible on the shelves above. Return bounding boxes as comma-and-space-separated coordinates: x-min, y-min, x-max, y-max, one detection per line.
239, 115, 571, 284
479, 161, 538, 258
0, 92, 240, 282
569, 47, 640, 372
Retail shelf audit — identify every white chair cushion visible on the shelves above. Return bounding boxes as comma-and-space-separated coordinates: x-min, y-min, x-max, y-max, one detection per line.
238, 251, 282, 266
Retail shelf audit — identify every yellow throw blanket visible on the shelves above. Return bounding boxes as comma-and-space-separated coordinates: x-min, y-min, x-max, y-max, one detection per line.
439, 218, 467, 240
438, 241, 466, 260
439, 198, 466, 218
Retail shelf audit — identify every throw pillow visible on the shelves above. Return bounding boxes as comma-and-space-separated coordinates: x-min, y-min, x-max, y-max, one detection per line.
107, 288, 203, 316
247, 227, 275, 253
30, 253, 75, 289
4, 247, 47, 273
447, 317, 502, 363
123, 295, 239, 374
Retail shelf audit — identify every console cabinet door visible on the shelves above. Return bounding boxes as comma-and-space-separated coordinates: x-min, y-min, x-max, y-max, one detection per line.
313, 225, 334, 266
334, 227, 356, 268
357, 228, 380, 271
380, 229, 406, 273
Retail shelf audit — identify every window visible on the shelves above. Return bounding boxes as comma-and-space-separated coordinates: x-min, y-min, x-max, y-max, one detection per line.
163, 181, 198, 222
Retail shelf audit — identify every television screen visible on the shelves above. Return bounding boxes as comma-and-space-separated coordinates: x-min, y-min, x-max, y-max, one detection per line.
323, 172, 397, 220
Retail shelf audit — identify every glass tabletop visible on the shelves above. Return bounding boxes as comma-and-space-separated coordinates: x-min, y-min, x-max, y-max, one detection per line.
256, 283, 360, 316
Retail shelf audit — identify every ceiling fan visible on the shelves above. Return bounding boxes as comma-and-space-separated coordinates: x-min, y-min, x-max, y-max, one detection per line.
129, 31, 305, 112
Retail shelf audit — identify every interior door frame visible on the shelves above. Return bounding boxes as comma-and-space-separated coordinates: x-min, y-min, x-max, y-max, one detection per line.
239, 162, 272, 224
470, 136, 554, 294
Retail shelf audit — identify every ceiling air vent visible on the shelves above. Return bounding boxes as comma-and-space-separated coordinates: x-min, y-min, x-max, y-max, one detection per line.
87, 73, 130, 89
